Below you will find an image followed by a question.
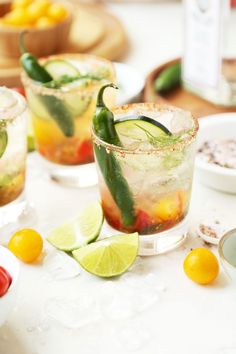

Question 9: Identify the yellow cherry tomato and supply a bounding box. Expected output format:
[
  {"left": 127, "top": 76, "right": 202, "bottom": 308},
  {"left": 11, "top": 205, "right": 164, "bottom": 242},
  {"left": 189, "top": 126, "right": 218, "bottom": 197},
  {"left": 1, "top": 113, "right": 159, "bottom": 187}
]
[
  {"left": 27, "top": 0, "right": 50, "bottom": 22},
  {"left": 36, "top": 16, "right": 55, "bottom": 28},
  {"left": 8, "top": 228, "right": 43, "bottom": 263},
  {"left": 47, "top": 3, "right": 67, "bottom": 22},
  {"left": 153, "top": 192, "right": 182, "bottom": 221},
  {"left": 183, "top": 248, "right": 219, "bottom": 285},
  {"left": 11, "top": 0, "right": 32, "bottom": 10},
  {"left": 3, "top": 8, "right": 27, "bottom": 26}
]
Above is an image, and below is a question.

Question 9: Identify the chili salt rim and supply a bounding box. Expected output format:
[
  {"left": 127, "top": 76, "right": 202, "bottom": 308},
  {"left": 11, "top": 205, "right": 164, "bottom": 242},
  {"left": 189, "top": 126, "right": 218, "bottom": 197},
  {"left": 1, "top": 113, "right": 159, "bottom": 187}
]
[
  {"left": 92, "top": 102, "right": 199, "bottom": 155},
  {"left": 21, "top": 53, "right": 116, "bottom": 98}
]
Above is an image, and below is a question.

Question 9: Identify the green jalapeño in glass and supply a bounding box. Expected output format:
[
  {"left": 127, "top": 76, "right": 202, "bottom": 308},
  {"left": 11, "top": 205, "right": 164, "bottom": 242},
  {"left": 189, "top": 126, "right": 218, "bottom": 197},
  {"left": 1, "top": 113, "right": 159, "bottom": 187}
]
[{"left": 92, "top": 84, "right": 199, "bottom": 255}]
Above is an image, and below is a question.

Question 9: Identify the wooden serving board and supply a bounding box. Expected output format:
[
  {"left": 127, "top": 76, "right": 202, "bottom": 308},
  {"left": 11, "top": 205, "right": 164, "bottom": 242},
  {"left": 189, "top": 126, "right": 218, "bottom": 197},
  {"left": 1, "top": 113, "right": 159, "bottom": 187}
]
[
  {"left": 0, "top": 3, "right": 128, "bottom": 87},
  {"left": 144, "top": 58, "right": 236, "bottom": 118}
]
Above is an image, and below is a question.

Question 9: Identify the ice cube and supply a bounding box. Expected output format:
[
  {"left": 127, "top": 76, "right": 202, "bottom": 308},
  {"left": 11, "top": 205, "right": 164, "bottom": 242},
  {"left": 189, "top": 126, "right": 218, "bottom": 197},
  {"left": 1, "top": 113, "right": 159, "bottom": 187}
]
[
  {"left": 43, "top": 250, "right": 80, "bottom": 281},
  {"left": 44, "top": 296, "right": 100, "bottom": 329}
]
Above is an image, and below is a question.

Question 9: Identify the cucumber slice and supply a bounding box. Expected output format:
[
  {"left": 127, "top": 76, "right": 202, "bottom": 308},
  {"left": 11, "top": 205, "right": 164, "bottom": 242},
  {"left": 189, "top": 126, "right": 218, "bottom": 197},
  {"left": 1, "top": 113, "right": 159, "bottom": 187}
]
[
  {"left": 65, "top": 94, "right": 92, "bottom": 117},
  {"left": 0, "top": 130, "right": 8, "bottom": 159},
  {"left": 115, "top": 115, "right": 171, "bottom": 145},
  {"left": 44, "top": 60, "right": 79, "bottom": 81}
]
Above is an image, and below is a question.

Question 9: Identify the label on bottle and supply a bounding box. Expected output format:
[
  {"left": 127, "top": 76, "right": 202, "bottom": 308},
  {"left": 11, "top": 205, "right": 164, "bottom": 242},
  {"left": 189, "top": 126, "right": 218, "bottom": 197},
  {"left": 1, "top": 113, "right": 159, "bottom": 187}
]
[{"left": 183, "top": 0, "right": 224, "bottom": 89}]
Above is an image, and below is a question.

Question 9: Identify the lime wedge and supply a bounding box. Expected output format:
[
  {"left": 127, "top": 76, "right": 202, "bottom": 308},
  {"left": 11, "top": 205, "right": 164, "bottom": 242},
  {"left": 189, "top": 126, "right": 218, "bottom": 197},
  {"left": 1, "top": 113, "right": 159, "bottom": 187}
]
[
  {"left": 46, "top": 201, "right": 104, "bottom": 251},
  {"left": 72, "top": 233, "right": 139, "bottom": 278}
]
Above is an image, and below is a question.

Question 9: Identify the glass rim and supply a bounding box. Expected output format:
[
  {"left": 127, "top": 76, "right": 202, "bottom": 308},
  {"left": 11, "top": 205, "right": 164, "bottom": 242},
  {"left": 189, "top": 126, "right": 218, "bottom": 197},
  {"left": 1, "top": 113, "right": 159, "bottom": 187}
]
[
  {"left": 21, "top": 53, "right": 116, "bottom": 97},
  {"left": 91, "top": 103, "right": 199, "bottom": 154},
  {"left": 218, "top": 228, "right": 236, "bottom": 269},
  {"left": 0, "top": 88, "right": 27, "bottom": 125}
]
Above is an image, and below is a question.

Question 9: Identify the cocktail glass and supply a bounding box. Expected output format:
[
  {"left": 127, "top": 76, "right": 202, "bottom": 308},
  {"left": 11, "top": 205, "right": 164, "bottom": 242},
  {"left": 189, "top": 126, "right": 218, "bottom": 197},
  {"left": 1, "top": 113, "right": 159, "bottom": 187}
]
[
  {"left": 22, "top": 54, "right": 115, "bottom": 187},
  {"left": 0, "top": 87, "right": 27, "bottom": 228},
  {"left": 92, "top": 103, "right": 199, "bottom": 255}
]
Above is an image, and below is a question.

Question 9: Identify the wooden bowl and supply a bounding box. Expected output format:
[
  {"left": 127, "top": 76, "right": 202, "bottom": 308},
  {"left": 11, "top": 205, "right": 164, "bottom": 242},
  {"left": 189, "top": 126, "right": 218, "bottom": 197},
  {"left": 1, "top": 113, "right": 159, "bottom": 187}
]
[
  {"left": 144, "top": 58, "right": 236, "bottom": 118},
  {"left": 0, "top": 1, "right": 72, "bottom": 58}
]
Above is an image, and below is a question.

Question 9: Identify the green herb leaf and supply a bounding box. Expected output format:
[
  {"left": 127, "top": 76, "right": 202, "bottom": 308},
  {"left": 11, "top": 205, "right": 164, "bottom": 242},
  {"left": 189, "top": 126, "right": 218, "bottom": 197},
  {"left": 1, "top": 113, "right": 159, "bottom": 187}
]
[{"left": 134, "top": 123, "right": 193, "bottom": 148}]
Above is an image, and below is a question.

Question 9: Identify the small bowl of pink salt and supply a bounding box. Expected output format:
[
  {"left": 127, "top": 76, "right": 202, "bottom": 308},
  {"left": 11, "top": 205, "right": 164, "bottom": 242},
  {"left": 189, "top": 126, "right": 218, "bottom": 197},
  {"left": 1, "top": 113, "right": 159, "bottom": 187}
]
[{"left": 195, "top": 113, "right": 236, "bottom": 194}]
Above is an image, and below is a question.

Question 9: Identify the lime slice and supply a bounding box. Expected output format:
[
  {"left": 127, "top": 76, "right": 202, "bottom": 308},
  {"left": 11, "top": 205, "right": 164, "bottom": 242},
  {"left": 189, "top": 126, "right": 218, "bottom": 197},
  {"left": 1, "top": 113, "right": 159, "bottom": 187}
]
[
  {"left": 72, "top": 233, "right": 139, "bottom": 278},
  {"left": 46, "top": 201, "right": 104, "bottom": 251},
  {"left": 0, "top": 130, "right": 8, "bottom": 158}
]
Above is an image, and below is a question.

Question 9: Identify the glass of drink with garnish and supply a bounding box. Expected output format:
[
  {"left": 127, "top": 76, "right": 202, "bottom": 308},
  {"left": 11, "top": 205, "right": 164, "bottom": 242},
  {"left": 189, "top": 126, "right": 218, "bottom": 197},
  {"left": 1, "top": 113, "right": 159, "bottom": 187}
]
[
  {"left": 21, "top": 53, "right": 115, "bottom": 187},
  {"left": 92, "top": 85, "right": 199, "bottom": 255},
  {"left": 0, "top": 87, "right": 27, "bottom": 228}
]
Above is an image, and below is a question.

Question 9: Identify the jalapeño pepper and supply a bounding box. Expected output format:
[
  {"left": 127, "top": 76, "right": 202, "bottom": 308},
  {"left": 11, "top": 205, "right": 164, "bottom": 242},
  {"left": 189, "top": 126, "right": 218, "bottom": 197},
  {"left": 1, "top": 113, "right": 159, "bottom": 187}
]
[
  {"left": 93, "top": 84, "right": 135, "bottom": 227},
  {"left": 19, "top": 32, "right": 74, "bottom": 137}
]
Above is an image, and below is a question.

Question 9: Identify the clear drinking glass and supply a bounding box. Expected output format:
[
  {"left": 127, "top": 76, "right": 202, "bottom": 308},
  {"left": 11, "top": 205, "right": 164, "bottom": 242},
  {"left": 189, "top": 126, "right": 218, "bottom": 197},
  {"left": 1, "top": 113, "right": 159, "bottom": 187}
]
[
  {"left": 0, "top": 87, "right": 27, "bottom": 228},
  {"left": 92, "top": 103, "right": 199, "bottom": 256},
  {"left": 22, "top": 54, "right": 116, "bottom": 187}
]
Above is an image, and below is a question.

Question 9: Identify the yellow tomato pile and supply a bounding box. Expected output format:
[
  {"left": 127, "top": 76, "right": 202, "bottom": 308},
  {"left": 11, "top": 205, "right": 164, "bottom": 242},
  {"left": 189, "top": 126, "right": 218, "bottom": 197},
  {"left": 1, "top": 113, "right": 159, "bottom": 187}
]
[{"left": 0, "top": 0, "right": 68, "bottom": 29}]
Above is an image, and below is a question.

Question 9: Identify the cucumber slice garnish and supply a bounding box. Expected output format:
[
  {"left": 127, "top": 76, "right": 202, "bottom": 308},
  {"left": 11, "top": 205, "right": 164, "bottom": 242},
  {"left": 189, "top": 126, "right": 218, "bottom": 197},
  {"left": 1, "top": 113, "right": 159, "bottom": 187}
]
[
  {"left": 115, "top": 115, "right": 171, "bottom": 146},
  {"left": 44, "top": 60, "right": 79, "bottom": 81},
  {"left": 65, "top": 94, "right": 92, "bottom": 117},
  {"left": 0, "top": 130, "right": 8, "bottom": 159}
]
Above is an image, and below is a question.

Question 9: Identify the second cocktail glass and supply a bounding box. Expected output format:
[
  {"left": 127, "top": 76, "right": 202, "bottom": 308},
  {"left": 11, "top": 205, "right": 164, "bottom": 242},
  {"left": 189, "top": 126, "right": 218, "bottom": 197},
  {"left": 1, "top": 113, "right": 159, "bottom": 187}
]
[
  {"left": 0, "top": 87, "right": 27, "bottom": 228},
  {"left": 22, "top": 54, "right": 115, "bottom": 187},
  {"left": 92, "top": 102, "right": 199, "bottom": 255}
]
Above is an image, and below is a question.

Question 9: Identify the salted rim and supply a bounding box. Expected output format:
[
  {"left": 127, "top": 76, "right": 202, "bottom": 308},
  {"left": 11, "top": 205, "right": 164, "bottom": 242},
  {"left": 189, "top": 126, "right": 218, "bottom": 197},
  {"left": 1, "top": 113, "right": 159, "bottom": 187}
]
[
  {"left": 92, "top": 102, "right": 199, "bottom": 154},
  {"left": 0, "top": 87, "right": 27, "bottom": 126},
  {"left": 21, "top": 53, "right": 116, "bottom": 97}
]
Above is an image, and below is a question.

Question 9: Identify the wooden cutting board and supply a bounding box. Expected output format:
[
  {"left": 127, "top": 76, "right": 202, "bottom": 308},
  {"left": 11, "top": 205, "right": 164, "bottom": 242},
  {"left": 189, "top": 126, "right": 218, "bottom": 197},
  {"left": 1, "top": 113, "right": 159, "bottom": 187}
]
[
  {"left": 144, "top": 58, "right": 236, "bottom": 118},
  {"left": 0, "top": 3, "right": 128, "bottom": 87}
]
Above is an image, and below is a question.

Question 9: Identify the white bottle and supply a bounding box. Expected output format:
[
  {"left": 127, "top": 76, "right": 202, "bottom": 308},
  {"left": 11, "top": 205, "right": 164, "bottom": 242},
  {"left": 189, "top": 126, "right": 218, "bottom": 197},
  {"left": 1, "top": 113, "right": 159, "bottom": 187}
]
[{"left": 182, "top": 0, "right": 236, "bottom": 106}]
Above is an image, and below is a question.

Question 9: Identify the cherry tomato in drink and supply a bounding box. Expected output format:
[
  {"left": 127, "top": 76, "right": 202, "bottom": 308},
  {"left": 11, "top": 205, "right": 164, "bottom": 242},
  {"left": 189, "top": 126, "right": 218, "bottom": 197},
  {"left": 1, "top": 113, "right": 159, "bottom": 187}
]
[
  {"left": 12, "top": 87, "right": 25, "bottom": 97},
  {"left": 8, "top": 228, "right": 43, "bottom": 263},
  {"left": 77, "top": 140, "right": 93, "bottom": 164},
  {"left": 134, "top": 210, "right": 153, "bottom": 233},
  {"left": 0, "top": 266, "right": 12, "bottom": 286},
  {"left": 0, "top": 267, "right": 10, "bottom": 297}
]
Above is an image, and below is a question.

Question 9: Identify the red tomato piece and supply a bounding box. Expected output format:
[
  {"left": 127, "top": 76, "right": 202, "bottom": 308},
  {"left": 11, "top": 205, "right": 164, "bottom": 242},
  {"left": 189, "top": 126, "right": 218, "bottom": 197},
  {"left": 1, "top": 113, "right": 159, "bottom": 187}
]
[
  {"left": 12, "top": 87, "right": 26, "bottom": 97},
  {"left": 0, "top": 267, "right": 10, "bottom": 297},
  {"left": 134, "top": 210, "right": 153, "bottom": 232},
  {"left": 77, "top": 140, "right": 94, "bottom": 164},
  {"left": 0, "top": 266, "right": 12, "bottom": 286}
]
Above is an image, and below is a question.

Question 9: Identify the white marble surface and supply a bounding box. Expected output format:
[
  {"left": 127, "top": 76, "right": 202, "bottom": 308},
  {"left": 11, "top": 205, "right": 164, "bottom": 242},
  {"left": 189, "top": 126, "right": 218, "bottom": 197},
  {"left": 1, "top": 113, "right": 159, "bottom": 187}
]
[{"left": 1, "top": 3, "right": 236, "bottom": 354}]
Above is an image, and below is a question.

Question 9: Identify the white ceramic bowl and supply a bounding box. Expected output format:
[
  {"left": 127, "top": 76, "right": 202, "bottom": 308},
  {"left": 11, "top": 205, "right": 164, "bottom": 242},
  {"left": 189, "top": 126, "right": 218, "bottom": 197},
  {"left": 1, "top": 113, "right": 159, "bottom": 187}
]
[
  {"left": 218, "top": 228, "right": 236, "bottom": 284},
  {"left": 0, "top": 246, "right": 19, "bottom": 327},
  {"left": 114, "top": 62, "right": 145, "bottom": 105},
  {"left": 195, "top": 113, "right": 236, "bottom": 194}
]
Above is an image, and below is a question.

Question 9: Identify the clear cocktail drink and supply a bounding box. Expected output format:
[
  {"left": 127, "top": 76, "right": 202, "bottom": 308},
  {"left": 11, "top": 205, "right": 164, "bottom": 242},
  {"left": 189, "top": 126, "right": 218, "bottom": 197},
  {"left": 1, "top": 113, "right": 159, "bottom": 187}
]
[
  {"left": 92, "top": 102, "right": 199, "bottom": 255},
  {"left": 0, "top": 87, "right": 27, "bottom": 226},
  {"left": 22, "top": 54, "right": 115, "bottom": 186}
]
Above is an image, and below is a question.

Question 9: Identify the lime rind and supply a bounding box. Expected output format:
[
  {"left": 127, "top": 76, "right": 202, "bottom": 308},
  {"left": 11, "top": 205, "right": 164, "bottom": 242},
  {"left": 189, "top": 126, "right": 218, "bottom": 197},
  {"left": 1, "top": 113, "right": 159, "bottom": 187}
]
[
  {"left": 72, "top": 233, "right": 139, "bottom": 278},
  {"left": 46, "top": 201, "right": 104, "bottom": 251}
]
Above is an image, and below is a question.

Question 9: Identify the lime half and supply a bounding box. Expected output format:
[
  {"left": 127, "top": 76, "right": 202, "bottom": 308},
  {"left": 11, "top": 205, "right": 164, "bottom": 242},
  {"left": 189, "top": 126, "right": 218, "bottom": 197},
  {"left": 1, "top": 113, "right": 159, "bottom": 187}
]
[
  {"left": 46, "top": 201, "right": 104, "bottom": 251},
  {"left": 72, "top": 233, "right": 139, "bottom": 278}
]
